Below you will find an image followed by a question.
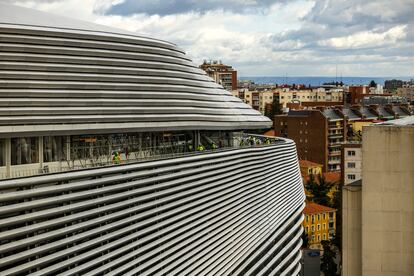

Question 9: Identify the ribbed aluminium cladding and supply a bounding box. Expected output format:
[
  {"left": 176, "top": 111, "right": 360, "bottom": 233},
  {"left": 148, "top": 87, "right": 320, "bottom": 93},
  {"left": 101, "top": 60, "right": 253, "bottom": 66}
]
[
  {"left": 0, "top": 4, "right": 305, "bottom": 275},
  {"left": 0, "top": 3, "right": 271, "bottom": 137},
  {"left": 0, "top": 141, "right": 305, "bottom": 275}
]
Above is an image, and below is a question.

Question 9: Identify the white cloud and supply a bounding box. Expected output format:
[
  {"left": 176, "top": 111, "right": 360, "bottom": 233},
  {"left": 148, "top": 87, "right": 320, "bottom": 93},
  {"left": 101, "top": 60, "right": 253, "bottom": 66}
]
[
  {"left": 319, "top": 25, "right": 407, "bottom": 49},
  {"left": 1, "top": 0, "right": 414, "bottom": 77}
]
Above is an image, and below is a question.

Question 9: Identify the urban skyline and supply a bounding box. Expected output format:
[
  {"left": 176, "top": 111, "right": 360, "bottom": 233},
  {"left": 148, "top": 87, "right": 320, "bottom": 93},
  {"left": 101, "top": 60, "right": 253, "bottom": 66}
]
[
  {"left": 2, "top": 0, "right": 414, "bottom": 77},
  {"left": 1, "top": 1, "right": 414, "bottom": 275}
]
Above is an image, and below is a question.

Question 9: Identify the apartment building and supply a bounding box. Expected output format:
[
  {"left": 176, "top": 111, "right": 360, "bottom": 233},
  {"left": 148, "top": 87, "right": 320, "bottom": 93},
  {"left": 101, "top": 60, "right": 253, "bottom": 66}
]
[
  {"left": 275, "top": 109, "right": 345, "bottom": 172},
  {"left": 299, "top": 160, "right": 323, "bottom": 176},
  {"left": 199, "top": 60, "right": 237, "bottom": 91},
  {"left": 397, "top": 86, "right": 414, "bottom": 103},
  {"left": 303, "top": 202, "right": 337, "bottom": 250},
  {"left": 232, "top": 86, "right": 344, "bottom": 115},
  {"left": 244, "top": 90, "right": 260, "bottom": 110},
  {"left": 341, "top": 143, "right": 362, "bottom": 185},
  {"left": 275, "top": 106, "right": 412, "bottom": 172}
]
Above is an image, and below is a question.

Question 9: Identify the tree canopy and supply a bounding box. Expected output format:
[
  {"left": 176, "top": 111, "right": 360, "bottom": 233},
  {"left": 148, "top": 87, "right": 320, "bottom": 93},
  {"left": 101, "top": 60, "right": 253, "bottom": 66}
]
[{"left": 305, "top": 174, "right": 337, "bottom": 207}]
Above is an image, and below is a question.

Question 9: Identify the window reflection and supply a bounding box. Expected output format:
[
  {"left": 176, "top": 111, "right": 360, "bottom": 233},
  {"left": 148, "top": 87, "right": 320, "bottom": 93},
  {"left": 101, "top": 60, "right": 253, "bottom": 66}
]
[
  {"left": 43, "top": 136, "right": 67, "bottom": 162},
  {"left": 11, "top": 137, "right": 39, "bottom": 165}
]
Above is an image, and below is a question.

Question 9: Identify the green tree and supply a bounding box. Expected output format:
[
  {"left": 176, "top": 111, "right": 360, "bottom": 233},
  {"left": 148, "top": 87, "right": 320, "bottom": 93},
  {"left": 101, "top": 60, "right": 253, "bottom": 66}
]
[
  {"left": 305, "top": 174, "right": 336, "bottom": 206},
  {"left": 369, "top": 80, "right": 377, "bottom": 88},
  {"left": 320, "top": 240, "right": 339, "bottom": 275}
]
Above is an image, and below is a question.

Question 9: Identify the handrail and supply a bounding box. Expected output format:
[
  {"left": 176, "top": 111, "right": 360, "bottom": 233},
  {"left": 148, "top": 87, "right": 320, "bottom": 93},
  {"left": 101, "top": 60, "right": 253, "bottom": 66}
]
[{"left": 1, "top": 134, "right": 286, "bottom": 181}]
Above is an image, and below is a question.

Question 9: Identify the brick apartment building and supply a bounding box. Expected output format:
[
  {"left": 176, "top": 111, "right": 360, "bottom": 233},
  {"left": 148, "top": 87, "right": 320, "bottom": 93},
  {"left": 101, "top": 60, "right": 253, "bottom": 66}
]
[
  {"left": 275, "top": 109, "right": 345, "bottom": 172},
  {"left": 274, "top": 105, "right": 413, "bottom": 172}
]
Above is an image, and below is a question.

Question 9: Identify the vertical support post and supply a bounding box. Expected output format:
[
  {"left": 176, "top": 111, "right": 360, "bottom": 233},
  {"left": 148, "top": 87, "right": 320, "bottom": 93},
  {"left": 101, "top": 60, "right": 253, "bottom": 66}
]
[
  {"left": 66, "top": 136, "right": 71, "bottom": 169},
  {"left": 5, "top": 138, "right": 11, "bottom": 178},
  {"left": 139, "top": 133, "right": 142, "bottom": 158},
  {"left": 194, "top": 131, "right": 200, "bottom": 149},
  {"left": 39, "top": 136, "right": 43, "bottom": 170}
]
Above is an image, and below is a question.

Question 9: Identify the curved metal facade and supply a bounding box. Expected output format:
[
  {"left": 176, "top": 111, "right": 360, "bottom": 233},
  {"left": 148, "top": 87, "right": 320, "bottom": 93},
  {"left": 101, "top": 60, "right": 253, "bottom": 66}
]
[
  {"left": 0, "top": 4, "right": 305, "bottom": 275},
  {"left": 0, "top": 141, "right": 305, "bottom": 275},
  {"left": 0, "top": 3, "right": 271, "bottom": 137}
]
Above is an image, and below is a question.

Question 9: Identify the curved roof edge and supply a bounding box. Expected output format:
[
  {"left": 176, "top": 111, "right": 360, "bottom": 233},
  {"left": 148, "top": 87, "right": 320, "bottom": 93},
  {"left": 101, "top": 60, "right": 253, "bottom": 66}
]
[
  {"left": 0, "top": 3, "right": 272, "bottom": 133},
  {"left": 0, "top": 2, "right": 177, "bottom": 48}
]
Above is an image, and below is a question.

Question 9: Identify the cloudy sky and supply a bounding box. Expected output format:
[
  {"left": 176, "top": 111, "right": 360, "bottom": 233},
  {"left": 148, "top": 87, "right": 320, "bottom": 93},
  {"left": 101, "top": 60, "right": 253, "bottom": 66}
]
[{"left": 3, "top": 0, "right": 414, "bottom": 77}]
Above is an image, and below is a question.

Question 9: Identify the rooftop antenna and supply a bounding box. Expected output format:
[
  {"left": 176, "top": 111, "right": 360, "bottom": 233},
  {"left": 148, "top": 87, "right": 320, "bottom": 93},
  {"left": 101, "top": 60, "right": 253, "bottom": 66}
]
[{"left": 335, "top": 63, "right": 338, "bottom": 83}]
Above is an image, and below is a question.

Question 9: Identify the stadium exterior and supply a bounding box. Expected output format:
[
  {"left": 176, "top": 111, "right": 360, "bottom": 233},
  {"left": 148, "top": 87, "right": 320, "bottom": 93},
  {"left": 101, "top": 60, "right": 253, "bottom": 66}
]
[{"left": 0, "top": 4, "right": 306, "bottom": 275}]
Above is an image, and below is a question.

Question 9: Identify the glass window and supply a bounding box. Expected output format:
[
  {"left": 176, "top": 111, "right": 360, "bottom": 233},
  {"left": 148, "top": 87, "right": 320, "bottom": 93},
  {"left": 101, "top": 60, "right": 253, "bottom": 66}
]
[
  {"left": 323, "top": 223, "right": 326, "bottom": 230},
  {"left": 0, "top": 139, "right": 5, "bottom": 166},
  {"left": 11, "top": 137, "right": 39, "bottom": 165},
  {"left": 317, "top": 234, "right": 320, "bottom": 241},
  {"left": 348, "top": 150, "right": 356, "bottom": 156},
  {"left": 44, "top": 136, "right": 67, "bottom": 162},
  {"left": 347, "top": 162, "right": 356, "bottom": 168},
  {"left": 323, "top": 234, "right": 326, "bottom": 240},
  {"left": 317, "top": 224, "right": 321, "bottom": 231},
  {"left": 347, "top": 174, "right": 356, "bottom": 180}
]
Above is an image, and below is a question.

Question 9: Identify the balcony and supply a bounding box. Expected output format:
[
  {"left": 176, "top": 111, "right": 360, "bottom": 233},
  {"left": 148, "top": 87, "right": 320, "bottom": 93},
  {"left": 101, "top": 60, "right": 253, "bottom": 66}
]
[
  {"left": 328, "top": 159, "right": 341, "bottom": 165},
  {"left": 0, "top": 133, "right": 305, "bottom": 275},
  {"left": 329, "top": 151, "right": 341, "bottom": 156},
  {"left": 328, "top": 134, "right": 343, "bottom": 140},
  {"left": 1, "top": 133, "right": 285, "bottom": 180}
]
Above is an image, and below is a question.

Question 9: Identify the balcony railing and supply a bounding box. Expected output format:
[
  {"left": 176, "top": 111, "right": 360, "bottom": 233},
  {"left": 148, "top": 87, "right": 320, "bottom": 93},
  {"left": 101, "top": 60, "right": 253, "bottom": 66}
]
[
  {"left": 328, "top": 159, "right": 341, "bottom": 165},
  {"left": 1, "top": 133, "right": 285, "bottom": 180}
]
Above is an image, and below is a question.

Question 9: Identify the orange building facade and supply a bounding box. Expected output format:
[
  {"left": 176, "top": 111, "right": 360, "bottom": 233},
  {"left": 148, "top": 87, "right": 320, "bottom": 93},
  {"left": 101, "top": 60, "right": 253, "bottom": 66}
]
[{"left": 302, "top": 202, "right": 336, "bottom": 250}]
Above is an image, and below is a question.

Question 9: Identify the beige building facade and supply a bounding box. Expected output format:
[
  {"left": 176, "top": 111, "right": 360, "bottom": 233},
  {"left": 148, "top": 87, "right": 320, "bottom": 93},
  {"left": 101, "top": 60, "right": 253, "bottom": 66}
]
[
  {"left": 362, "top": 120, "right": 414, "bottom": 276},
  {"left": 341, "top": 143, "right": 362, "bottom": 185},
  {"left": 233, "top": 87, "right": 344, "bottom": 115},
  {"left": 342, "top": 116, "right": 414, "bottom": 276},
  {"left": 342, "top": 180, "right": 362, "bottom": 276},
  {"left": 397, "top": 87, "right": 414, "bottom": 102}
]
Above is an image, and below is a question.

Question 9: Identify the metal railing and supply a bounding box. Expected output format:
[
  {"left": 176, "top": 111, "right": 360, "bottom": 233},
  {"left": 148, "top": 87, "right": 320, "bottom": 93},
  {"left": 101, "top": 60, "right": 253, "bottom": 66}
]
[{"left": 3, "top": 134, "right": 284, "bottom": 180}]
